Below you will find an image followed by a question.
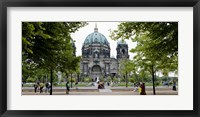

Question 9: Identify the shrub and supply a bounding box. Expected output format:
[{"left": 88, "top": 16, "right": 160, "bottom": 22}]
[
  {"left": 83, "top": 77, "right": 92, "bottom": 83},
  {"left": 106, "top": 76, "right": 112, "bottom": 82},
  {"left": 53, "top": 82, "right": 58, "bottom": 86},
  {"left": 155, "top": 81, "right": 160, "bottom": 87},
  {"left": 112, "top": 77, "right": 119, "bottom": 83},
  {"left": 169, "top": 81, "right": 173, "bottom": 86}
]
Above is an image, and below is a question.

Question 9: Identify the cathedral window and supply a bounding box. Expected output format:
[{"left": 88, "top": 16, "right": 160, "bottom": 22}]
[
  {"left": 122, "top": 49, "right": 125, "bottom": 54},
  {"left": 95, "top": 38, "right": 98, "bottom": 42}
]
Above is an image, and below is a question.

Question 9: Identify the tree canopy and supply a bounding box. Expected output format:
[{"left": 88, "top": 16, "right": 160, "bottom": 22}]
[
  {"left": 110, "top": 22, "right": 178, "bottom": 94},
  {"left": 22, "top": 22, "right": 87, "bottom": 82},
  {"left": 111, "top": 22, "right": 178, "bottom": 75}
]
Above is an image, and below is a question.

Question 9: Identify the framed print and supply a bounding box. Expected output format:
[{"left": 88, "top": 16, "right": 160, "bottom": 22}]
[{"left": 0, "top": 0, "right": 199, "bottom": 117}]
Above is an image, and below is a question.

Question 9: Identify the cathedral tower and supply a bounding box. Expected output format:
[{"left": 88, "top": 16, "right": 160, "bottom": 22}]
[{"left": 116, "top": 39, "right": 129, "bottom": 59}]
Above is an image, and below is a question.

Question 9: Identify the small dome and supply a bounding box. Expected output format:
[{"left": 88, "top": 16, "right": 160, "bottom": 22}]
[
  {"left": 83, "top": 24, "right": 109, "bottom": 46},
  {"left": 117, "top": 39, "right": 127, "bottom": 45}
]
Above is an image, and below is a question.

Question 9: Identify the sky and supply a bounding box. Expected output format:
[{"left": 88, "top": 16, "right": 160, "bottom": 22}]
[{"left": 70, "top": 22, "right": 137, "bottom": 60}]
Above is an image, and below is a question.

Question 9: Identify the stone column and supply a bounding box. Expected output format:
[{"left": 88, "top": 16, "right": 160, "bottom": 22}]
[
  {"left": 83, "top": 63, "right": 85, "bottom": 73},
  {"left": 108, "top": 63, "right": 110, "bottom": 74}
]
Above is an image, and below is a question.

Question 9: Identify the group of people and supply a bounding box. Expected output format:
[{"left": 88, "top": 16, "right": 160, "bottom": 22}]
[
  {"left": 34, "top": 81, "right": 71, "bottom": 94},
  {"left": 134, "top": 82, "right": 146, "bottom": 95},
  {"left": 34, "top": 81, "right": 51, "bottom": 93}
]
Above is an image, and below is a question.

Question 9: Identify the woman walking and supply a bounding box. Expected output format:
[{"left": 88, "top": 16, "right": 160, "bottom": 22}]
[{"left": 140, "top": 83, "right": 146, "bottom": 95}]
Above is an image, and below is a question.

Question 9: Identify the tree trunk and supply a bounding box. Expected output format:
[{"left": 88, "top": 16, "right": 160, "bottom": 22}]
[
  {"left": 71, "top": 73, "right": 72, "bottom": 88},
  {"left": 152, "top": 65, "right": 156, "bottom": 95},
  {"left": 77, "top": 73, "right": 80, "bottom": 82},
  {"left": 50, "top": 68, "right": 53, "bottom": 95},
  {"left": 126, "top": 71, "right": 128, "bottom": 88}
]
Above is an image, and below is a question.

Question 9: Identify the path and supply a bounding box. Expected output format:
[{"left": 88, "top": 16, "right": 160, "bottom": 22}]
[{"left": 99, "top": 86, "right": 112, "bottom": 93}]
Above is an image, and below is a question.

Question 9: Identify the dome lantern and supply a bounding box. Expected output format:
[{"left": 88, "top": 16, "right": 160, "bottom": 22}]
[{"left": 94, "top": 23, "right": 98, "bottom": 32}]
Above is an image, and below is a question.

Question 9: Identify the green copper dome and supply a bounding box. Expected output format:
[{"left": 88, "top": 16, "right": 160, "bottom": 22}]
[{"left": 83, "top": 25, "right": 109, "bottom": 46}]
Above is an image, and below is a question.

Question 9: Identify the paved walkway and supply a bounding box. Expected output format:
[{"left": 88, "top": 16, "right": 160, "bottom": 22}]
[
  {"left": 22, "top": 91, "right": 178, "bottom": 95},
  {"left": 99, "top": 86, "right": 112, "bottom": 93},
  {"left": 22, "top": 86, "right": 178, "bottom": 95}
]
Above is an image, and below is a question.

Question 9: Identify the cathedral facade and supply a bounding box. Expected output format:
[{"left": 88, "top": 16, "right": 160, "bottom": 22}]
[{"left": 80, "top": 25, "right": 129, "bottom": 80}]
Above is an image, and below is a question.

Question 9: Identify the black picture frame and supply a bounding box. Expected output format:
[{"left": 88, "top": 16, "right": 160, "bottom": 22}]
[{"left": 0, "top": 0, "right": 199, "bottom": 117}]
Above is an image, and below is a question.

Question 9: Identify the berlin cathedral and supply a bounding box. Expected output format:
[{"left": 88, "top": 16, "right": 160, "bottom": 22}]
[{"left": 78, "top": 25, "right": 129, "bottom": 80}]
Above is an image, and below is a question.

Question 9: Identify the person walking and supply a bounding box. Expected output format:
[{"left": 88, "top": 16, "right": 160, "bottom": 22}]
[
  {"left": 172, "top": 80, "right": 177, "bottom": 91},
  {"left": 45, "top": 82, "right": 49, "bottom": 93},
  {"left": 48, "top": 82, "right": 51, "bottom": 92},
  {"left": 34, "top": 83, "right": 38, "bottom": 93},
  {"left": 75, "top": 82, "right": 78, "bottom": 90},
  {"left": 140, "top": 83, "right": 146, "bottom": 95},
  {"left": 66, "top": 82, "right": 70, "bottom": 94},
  {"left": 134, "top": 83, "right": 139, "bottom": 92},
  {"left": 39, "top": 82, "right": 44, "bottom": 93}
]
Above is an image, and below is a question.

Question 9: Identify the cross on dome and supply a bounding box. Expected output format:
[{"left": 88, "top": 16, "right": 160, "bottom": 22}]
[{"left": 94, "top": 23, "right": 98, "bottom": 32}]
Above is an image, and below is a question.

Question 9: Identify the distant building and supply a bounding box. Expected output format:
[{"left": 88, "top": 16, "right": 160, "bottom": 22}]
[{"left": 79, "top": 24, "right": 129, "bottom": 80}]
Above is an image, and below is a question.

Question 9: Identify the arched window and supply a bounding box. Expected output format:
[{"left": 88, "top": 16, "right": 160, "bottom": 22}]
[
  {"left": 92, "top": 65, "right": 101, "bottom": 72},
  {"left": 122, "top": 49, "right": 125, "bottom": 54}
]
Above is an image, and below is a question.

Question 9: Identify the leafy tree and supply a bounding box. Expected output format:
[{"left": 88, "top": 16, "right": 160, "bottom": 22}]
[
  {"left": 110, "top": 22, "right": 178, "bottom": 58},
  {"left": 111, "top": 22, "right": 178, "bottom": 95},
  {"left": 64, "top": 56, "right": 81, "bottom": 88},
  {"left": 22, "top": 22, "right": 87, "bottom": 95},
  {"left": 112, "top": 76, "right": 118, "bottom": 83},
  {"left": 119, "top": 59, "right": 136, "bottom": 87}
]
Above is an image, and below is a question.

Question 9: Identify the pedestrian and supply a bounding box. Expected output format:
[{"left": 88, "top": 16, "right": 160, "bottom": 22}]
[
  {"left": 45, "top": 82, "right": 49, "bottom": 93},
  {"left": 107, "top": 82, "right": 110, "bottom": 86},
  {"left": 75, "top": 82, "right": 78, "bottom": 90},
  {"left": 48, "top": 82, "right": 51, "bottom": 92},
  {"left": 34, "top": 83, "right": 38, "bottom": 93},
  {"left": 66, "top": 82, "right": 70, "bottom": 94},
  {"left": 39, "top": 82, "right": 44, "bottom": 93},
  {"left": 140, "top": 83, "right": 146, "bottom": 95},
  {"left": 134, "top": 83, "right": 139, "bottom": 92},
  {"left": 172, "top": 80, "right": 177, "bottom": 91}
]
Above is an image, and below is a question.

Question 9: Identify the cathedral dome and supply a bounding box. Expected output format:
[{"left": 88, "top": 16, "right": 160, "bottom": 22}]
[{"left": 83, "top": 24, "right": 109, "bottom": 46}]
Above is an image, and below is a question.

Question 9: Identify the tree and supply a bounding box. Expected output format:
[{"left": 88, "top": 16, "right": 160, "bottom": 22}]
[
  {"left": 111, "top": 22, "right": 178, "bottom": 94},
  {"left": 119, "top": 59, "right": 136, "bottom": 87},
  {"left": 110, "top": 22, "right": 178, "bottom": 58},
  {"left": 22, "top": 22, "right": 87, "bottom": 95},
  {"left": 63, "top": 56, "right": 81, "bottom": 88}
]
